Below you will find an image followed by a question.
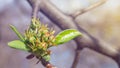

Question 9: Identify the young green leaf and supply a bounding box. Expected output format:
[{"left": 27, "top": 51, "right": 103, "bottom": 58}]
[
  {"left": 55, "top": 29, "right": 82, "bottom": 45},
  {"left": 9, "top": 25, "right": 25, "bottom": 41},
  {"left": 8, "top": 40, "right": 30, "bottom": 51}
]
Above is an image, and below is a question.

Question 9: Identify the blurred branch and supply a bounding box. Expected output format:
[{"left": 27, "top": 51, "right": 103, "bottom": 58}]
[
  {"left": 27, "top": 0, "right": 41, "bottom": 18},
  {"left": 71, "top": 0, "right": 107, "bottom": 19},
  {"left": 27, "top": 0, "right": 120, "bottom": 68},
  {"left": 71, "top": 50, "right": 81, "bottom": 68}
]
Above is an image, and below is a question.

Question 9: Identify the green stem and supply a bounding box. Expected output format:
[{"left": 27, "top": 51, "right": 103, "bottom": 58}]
[{"left": 9, "top": 25, "right": 25, "bottom": 41}]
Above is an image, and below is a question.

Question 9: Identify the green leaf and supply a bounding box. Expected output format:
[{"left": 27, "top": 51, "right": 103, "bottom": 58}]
[
  {"left": 55, "top": 29, "right": 82, "bottom": 45},
  {"left": 43, "top": 55, "right": 50, "bottom": 61},
  {"left": 9, "top": 25, "right": 25, "bottom": 41},
  {"left": 8, "top": 40, "right": 30, "bottom": 51}
]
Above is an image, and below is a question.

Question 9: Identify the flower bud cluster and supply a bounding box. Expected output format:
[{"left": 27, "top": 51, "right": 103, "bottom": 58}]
[{"left": 24, "top": 18, "right": 55, "bottom": 61}]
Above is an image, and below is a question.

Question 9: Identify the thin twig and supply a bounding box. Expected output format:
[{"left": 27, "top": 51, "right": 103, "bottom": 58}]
[
  {"left": 71, "top": 0, "right": 107, "bottom": 19},
  {"left": 71, "top": 50, "right": 81, "bottom": 68},
  {"left": 27, "top": 0, "right": 41, "bottom": 18}
]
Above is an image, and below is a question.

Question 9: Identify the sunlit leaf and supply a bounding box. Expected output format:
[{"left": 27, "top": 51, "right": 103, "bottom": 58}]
[
  {"left": 55, "top": 29, "right": 82, "bottom": 45},
  {"left": 8, "top": 40, "right": 30, "bottom": 51}
]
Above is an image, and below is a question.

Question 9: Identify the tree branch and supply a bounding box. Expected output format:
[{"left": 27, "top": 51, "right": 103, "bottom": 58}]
[
  {"left": 71, "top": 50, "right": 81, "bottom": 68},
  {"left": 27, "top": 0, "right": 41, "bottom": 18},
  {"left": 27, "top": 0, "right": 120, "bottom": 67},
  {"left": 71, "top": 0, "right": 107, "bottom": 19}
]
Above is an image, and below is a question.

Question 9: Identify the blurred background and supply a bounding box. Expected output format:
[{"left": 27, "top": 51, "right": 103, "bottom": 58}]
[{"left": 0, "top": 0, "right": 120, "bottom": 68}]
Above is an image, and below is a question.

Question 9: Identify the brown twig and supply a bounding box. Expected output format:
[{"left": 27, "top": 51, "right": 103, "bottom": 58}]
[
  {"left": 71, "top": 49, "right": 81, "bottom": 68},
  {"left": 27, "top": 0, "right": 120, "bottom": 68},
  {"left": 41, "top": 58, "right": 56, "bottom": 68},
  {"left": 71, "top": 0, "right": 107, "bottom": 19},
  {"left": 27, "top": 0, "right": 41, "bottom": 18}
]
